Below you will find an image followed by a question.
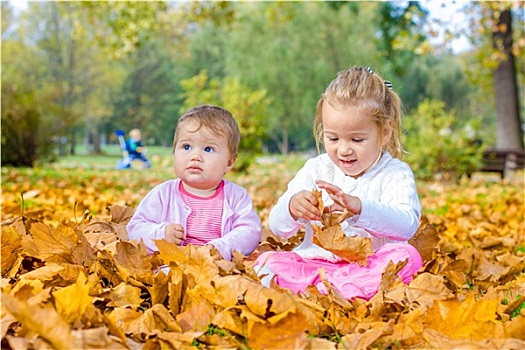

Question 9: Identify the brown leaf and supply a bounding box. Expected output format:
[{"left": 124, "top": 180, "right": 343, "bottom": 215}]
[
  {"left": 2, "top": 293, "right": 76, "bottom": 349},
  {"left": 22, "top": 222, "right": 77, "bottom": 264},
  {"left": 141, "top": 304, "right": 183, "bottom": 334},
  {"left": 107, "top": 282, "right": 143, "bottom": 307},
  {"left": 1, "top": 226, "right": 22, "bottom": 275},
  {"left": 108, "top": 205, "right": 135, "bottom": 224},
  {"left": 423, "top": 293, "right": 501, "bottom": 340},
  {"left": 386, "top": 273, "right": 453, "bottom": 309},
  {"left": 340, "top": 320, "right": 394, "bottom": 350},
  {"left": 52, "top": 271, "right": 93, "bottom": 324},
  {"left": 408, "top": 219, "right": 440, "bottom": 262},
  {"left": 247, "top": 310, "right": 309, "bottom": 349},
  {"left": 176, "top": 300, "right": 216, "bottom": 332},
  {"left": 312, "top": 189, "right": 324, "bottom": 216},
  {"left": 154, "top": 239, "right": 187, "bottom": 267},
  {"left": 150, "top": 331, "right": 203, "bottom": 349},
  {"left": 313, "top": 224, "right": 373, "bottom": 265}
]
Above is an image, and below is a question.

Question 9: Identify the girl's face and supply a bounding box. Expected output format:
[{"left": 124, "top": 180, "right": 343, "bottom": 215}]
[
  {"left": 173, "top": 120, "right": 234, "bottom": 196},
  {"left": 322, "top": 102, "right": 391, "bottom": 178}
]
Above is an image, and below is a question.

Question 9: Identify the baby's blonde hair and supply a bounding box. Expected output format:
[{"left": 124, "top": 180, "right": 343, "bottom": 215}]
[
  {"left": 313, "top": 66, "right": 404, "bottom": 159},
  {"left": 129, "top": 128, "right": 141, "bottom": 140},
  {"left": 172, "top": 105, "right": 240, "bottom": 161}
]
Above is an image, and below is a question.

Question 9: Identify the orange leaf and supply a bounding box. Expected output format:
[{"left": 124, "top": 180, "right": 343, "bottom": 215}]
[
  {"left": 423, "top": 293, "right": 501, "bottom": 340},
  {"left": 248, "top": 310, "right": 309, "bottom": 349},
  {"left": 313, "top": 224, "right": 373, "bottom": 266},
  {"left": 52, "top": 271, "right": 93, "bottom": 324},
  {"left": 1, "top": 226, "right": 21, "bottom": 275},
  {"left": 1, "top": 293, "right": 76, "bottom": 349},
  {"left": 408, "top": 220, "right": 440, "bottom": 262},
  {"left": 107, "top": 282, "right": 143, "bottom": 307}
]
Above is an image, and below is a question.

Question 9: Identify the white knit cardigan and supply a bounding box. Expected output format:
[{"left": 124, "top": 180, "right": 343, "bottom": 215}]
[{"left": 268, "top": 151, "right": 421, "bottom": 262}]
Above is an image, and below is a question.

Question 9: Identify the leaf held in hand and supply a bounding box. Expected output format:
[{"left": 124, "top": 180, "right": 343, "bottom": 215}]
[{"left": 311, "top": 190, "right": 372, "bottom": 266}]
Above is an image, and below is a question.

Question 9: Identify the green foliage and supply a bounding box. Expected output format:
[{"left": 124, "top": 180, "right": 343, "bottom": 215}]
[
  {"left": 1, "top": 83, "right": 56, "bottom": 167},
  {"left": 109, "top": 38, "right": 182, "bottom": 146},
  {"left": 403, "top": 99, "right": 484, "bottom": 181}
]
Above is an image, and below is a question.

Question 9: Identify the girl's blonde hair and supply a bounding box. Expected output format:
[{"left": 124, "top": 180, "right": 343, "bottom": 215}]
[
  {"left": 172, "top": 105, "right": 240, "bottom": 160},
  {"left": 313, "top": 66, "right": 404, "bottom": 159}
]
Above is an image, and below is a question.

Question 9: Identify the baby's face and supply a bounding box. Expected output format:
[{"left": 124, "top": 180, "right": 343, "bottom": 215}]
[{"left": 173, "top": 120, "right": 234, "bottom": 196}]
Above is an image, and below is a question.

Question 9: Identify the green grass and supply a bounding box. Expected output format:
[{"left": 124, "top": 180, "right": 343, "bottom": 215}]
[{"left": 50, "top": 145, "right": 174, "bottom": 170}]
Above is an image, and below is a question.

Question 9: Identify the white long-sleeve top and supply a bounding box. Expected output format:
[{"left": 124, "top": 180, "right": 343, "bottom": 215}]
[{"left": 268, "top": 152, "right": 421, "bottom": 261}]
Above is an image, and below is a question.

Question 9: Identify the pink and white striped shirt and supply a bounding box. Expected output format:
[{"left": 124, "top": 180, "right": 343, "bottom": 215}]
[
  {"left": 179, "top": 180, "right": 223, "bottom": 245},
  {"left": 126, "top": 178, "right": 261, "bottom": 261}
]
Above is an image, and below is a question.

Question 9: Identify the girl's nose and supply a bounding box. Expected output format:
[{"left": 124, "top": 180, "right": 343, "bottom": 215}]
[
  {"left": 339, "top": 141, "right": 353, "bottom": 155},
  {"left": 190, "top": 152, "right": 202, "bottom": 161}
]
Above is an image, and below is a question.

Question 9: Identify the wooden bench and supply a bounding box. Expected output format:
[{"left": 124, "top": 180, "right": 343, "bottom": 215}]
[{"left": 477, "top": 148, "right": 525, "bottom": 179}]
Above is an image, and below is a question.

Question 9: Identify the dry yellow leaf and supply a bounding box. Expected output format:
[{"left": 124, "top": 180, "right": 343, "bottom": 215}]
[{"left": 52, "top": 271, "right": 93, "bottom": 324}]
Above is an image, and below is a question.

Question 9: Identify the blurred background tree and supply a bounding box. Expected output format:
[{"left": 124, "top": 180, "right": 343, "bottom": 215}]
[{"left": 1, "top": 1, "right": 523, "bottom": 179}]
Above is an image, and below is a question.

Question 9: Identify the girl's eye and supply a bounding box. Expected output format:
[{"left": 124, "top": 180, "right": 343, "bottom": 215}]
[
  {"left": 353, "top": 139, "right": 364, "bottom": 143},
  {"left": 204, "top": 146, "right": 214, "bottom": 153},
  {"left": 183, "top": 144, "right": 191, "bottom": 150},
  {"left": 326, "top": 136, "right": 338, "bottom": 142}
]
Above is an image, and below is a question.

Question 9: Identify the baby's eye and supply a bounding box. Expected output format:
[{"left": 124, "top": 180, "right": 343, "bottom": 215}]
[
  {"left": 183, "top": 144, "right": 191, "bottom": 151},
  {"left": 204, "top": 146, "right": 214, "bottom": 153},
  {"left": 352, "top": 138, "right": 364, "bottom": 143},
  {"left": 326, "top": 136, "right": 338, "bottom": 142}
]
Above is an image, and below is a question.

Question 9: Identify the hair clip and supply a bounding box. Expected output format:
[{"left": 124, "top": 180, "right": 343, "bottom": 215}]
[{"left": 366, "top": 66, "right": 393, "bottom": 90}]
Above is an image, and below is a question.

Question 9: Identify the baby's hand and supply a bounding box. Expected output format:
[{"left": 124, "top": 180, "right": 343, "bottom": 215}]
[
  {"left": 315, "top": 180, "right": 362, "bottom": 215},
  {"left": 289, "top": 190, "right": 322, "bottom": 221},
  {"left": 165, "top": 224, "right": 185, "bottom": 246}
]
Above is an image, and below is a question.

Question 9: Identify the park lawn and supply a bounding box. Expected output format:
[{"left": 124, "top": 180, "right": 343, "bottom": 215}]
[{"left": 1, "top": 152, "right": 524, "bottom": 349}]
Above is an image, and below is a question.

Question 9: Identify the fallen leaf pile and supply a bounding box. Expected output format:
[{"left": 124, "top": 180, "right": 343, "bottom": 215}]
[{"left": 1, "top": 165, "right": 524, "bottom": 349}]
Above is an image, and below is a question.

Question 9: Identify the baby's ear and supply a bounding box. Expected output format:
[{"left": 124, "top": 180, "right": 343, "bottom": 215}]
[{"left": 226, "top": 155, "right": 237, "bottom": 171}]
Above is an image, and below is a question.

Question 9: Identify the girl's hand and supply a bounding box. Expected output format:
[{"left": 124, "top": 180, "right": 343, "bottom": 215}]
[
  {"left": 289, "top": 190, "right": 322, "bottom": 221},
  {"left": 165, "top": 223, "right": 185, "bottom": 246},
  {"left": 315, "top": 180, "right": 362, "bottom": 215}
]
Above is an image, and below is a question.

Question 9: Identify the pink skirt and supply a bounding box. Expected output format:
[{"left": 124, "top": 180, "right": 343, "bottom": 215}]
[{"left": 256, "top": 243, "right": 422, "bottom": 300}]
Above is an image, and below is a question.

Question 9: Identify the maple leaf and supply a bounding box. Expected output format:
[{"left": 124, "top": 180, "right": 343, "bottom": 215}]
[
  {"left": 2, "top": 293, "right": 76, "bottom": 349},
  {"left": 423, "top": 293, "right": 502, "bottom": 340},
  {"left": 21, "top": 222, "right": 77, "bottom": 264},
  {"left": 340, "top": 320, "right": 394, "bottom": 350},
  {"left": 52, "top": 271, "right": 93, "bottom": 324},
  {"left": 1, "top": 226, "right": 22, "bottom": 275},
  {"left": 408, "top": 218, "right": 440, "bottom": 262},
  {"left": 313, "top": 224, "right": 373, "bottom": 266},
  {"left": 247, "top": 310, "right": 309, "bottom": 349},
  {"left": 141, "top": 304, "right": 183, "bottom": 334},
  {"left": 310, "top": 190, "right": 372, "bottom": 266},
  {"left": 106, "top": 282, "right": 143, "bottom": 307},
  {"left": 176, "top": 299, "right": 216, "bottom": 332},
  {"left": 112, "top": 240, "right": 159, "bottom": 287},
  {"left": 148, "top": 330, "right": 204, "bottom": 349},
  {"left": 107, "top": 204, "right": 135, "bottom": 224}
]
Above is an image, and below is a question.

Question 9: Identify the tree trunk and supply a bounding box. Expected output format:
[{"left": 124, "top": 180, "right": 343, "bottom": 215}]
[
  {"left": 92, "top": 128, "right": 102, "bottom": 154},
  {"left": 492, "top": 8, "right": 523, "bottom": 150}
]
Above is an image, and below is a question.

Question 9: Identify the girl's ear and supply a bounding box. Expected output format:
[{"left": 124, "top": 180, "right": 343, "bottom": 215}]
[
  {"left": 225, "top": 156, "right": 236, "bottom": 172},
  {"left": 382, "top": 119, "right": 393, "bottom": 147}
]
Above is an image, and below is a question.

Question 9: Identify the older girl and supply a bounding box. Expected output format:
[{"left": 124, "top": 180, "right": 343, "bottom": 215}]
[{"left": 256, "top": 67, "right": 422, "bottom": 300}]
